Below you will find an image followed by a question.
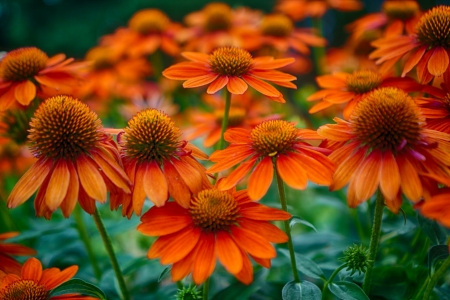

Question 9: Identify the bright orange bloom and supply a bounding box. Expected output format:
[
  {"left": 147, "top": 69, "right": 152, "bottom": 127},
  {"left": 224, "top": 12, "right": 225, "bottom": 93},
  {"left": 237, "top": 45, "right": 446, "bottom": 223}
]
[
  {"left": 7, "top": 95, "right": 131, "bottom": 219},
  {"left": 318, "top": 87, "right": 450, "bottom": 212},
  {"left": 207, "top": 120, "right": 335, "bottom": 200},
  {"left": 118, "top": 109, "right": 210, "bottom": 217},
  {"left": 416, "top": 82, "right": 450, "bottom": 134},
  {"left": 0, "top": 47, "right": 87, "bottom": 111},
  {"left": 419, "top": 188, "right": 450, "bottom": 228},
  {"left": 307, "top": 69, "right": 422, "bottom": 118},
  {"left": 276, "top": 0, "right": 363, "bottom": 21},
  {"left": 0, "top": 232, "right": 36, "bottom": 276},
  {"left": 138, "top": 187, "right": 290, "bottom": 285},
  {"left": 370, "top": 6, "right": 450, "bottom": 82},
  {"left": 163, "top": 47, "right": 297, "bottom": 102}
]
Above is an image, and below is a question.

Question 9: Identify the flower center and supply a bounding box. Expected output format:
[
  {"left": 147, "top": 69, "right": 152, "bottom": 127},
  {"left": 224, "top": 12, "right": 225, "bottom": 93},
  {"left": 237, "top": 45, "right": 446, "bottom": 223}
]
[
  {"left": 189, "top": 189, "right": 239, "bottom": 233},
  {"left": 203, "top": 3, "right": 232, "bottom": 32},
  {"left": 128, "top": 9, "right": 169, "bottom": 35},
  {"left": 122, "top": 109, "right": 183, "bottom": 163},
  {"left": 0, "top": 47, "right": 48, "bottom": 81},
  {"left": 85, "top": 47, "right": 117, "bottom": 70},
  {"left": 251, "top": 120, "right": 299, "bottom": 157},
  {"left": 209, "top": 47, "right": 253, "bottom": 77},
  {"left": 0, "top": 279, "right": 48, "bottom": 300},
  {"left": 351, "top": 87, "right": 422, "bottom": 153},
  {"left": 346, "top": 70, "right": 383, "bottom": 94},
  {"left": 214, "top": 107, "right": 246, "bottom": 127},
  {"left": 382, "top": 0, "right": 420, "bottom": 21},
  {"left": 28, "top": 95, "right": 102, "bottom": 160},
  {"left": 260, "top": 14, "right": 294, "bottom": 37},
  {"left": 416, "top": 6, "right": 450, "bottom": 48}
]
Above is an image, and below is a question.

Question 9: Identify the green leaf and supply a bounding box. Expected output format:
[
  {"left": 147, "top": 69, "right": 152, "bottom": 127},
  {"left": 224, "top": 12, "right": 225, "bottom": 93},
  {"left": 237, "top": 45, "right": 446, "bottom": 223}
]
[
  {"left": 280, "top": 249, "right": 325, "bottom": 280},
  {"left": 371, "top": 266, "right": 408, "bottom": 299},
  {"left": 428, "top": 245, "right": 449, "bottom": 276},
  {"left": 158, "top": 266, "right": 171, "bottom": 282},
  {"left": 212, "top": 268, "right": 268, "bottom": 300},
  {"left": 290, "top": 216, "right": 318, "bottom": 233},
  {"left": 299, "top": 281, "right": 322, "bottom": 300},
  {"left": 282, "top": 281, "right": 301, "bottom": 300},
  {"left": 328, "top": 281, "right": 369, "bottom": 300},
  {"left": 282, "top": 281, "right": 322, "bottom": 300},
  {"left": 418, "top": 214, "right": 447, "bottom": 245},
  {"left": 49, "top": 278, "right": 106, "bottom": 299}
]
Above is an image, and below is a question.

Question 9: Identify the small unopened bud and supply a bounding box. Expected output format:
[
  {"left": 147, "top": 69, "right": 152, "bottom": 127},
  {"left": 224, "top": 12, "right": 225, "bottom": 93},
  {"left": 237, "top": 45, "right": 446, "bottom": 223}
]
[
  {"left": 175, "top": 284, "right": 202, "bottom": 300},
  {"left": 339, "top": 244, "right": 372, "bottom": 276}
]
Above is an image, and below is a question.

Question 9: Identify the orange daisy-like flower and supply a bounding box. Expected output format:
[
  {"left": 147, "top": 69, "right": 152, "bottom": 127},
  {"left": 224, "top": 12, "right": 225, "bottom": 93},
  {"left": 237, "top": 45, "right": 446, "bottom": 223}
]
[
  {"left": 162, "top": 47, "right": 297, "bottom": 103},
  {"left": 7, "top": 95, "right": 131, "bottom": 219},
  {"left": 370, "top": 5, "right": 450, "bottom": 83},
  {"left": 0, "top": 232, "right": 36, "bottom": 276},
  {"left": 0, "top": 47, "right": 87, "bottom": 111},
  {"left": 418, "top": 188, "right": 450, "bottom": 228},
  {"left": 207, "top": 119, "right": 335, "bottom": 200},
  {"left": 137, "top": 187, "right": 290, "bottom": 285},
  {"left": 276, "top": 0, "right": 363, "bottom": 21},
  {"left": 118, "top": 109, "right": 210, "bottom": 218},
  {"left": 318, "top": 87, "right": 450, "bottom": 212},
  {"left": 416, "top": 82, "right": 450, "bottom": 134},
  {"left": 307, "top": 69, "right": 422, "bottom": 118}
]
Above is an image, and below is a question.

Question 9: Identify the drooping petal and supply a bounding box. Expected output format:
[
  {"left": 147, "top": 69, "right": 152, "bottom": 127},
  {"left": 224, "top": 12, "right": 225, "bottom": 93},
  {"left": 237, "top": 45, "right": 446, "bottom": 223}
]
[
  {"left": 217, "top": 157, "right": 257, "bottom": 191},
  {"left": 427, "top": 47, "right": 449, "bottom": 76},
  {"left": 331, "top": 147, "right": 365, "bottom": 191},
  {"left": 248, "top": 156, "right": 273, "bottom": 200},
  {"left": 40, "top": 265, "right": 78, "bottom": 290},
  {"left": 397, "top": 155, "right": 422, "bottom": 201},
  {"left": 242, "top": 75, "right": 280, "bottom": 97},
  {"left": 239, "top": 202, "right": 291, "bottom": 221},
  {"left": 172, "top": 157, "right": 202, "bottom": 194},
  {"left": 227, "top": 76, "right": 248, "bottom": 94},
  {"left": 192, "top": 233, "right": 216, "bottom": 285},
  {"left": 239, "top": 218, "right": 288, "bottom": 243},
  {"left": 91, "top": 151, "right": 131, "bottom": 193},
  {"left": 207, "top": 76, "right": 229, "bottom": 94},
  {"left": 402, "top": 45, "right": 427, "bottom": 77},
  {"left": 234, "top": 249, "right": 253, "bottom": 285},
  {"left": 276, "top": 154, "right": 308, "bottom": 190},
  {"left": 14, "top": 80, "right": 36, "bottom": 105},
  {"left": 45, "top": 159, "right": 70, "bottom": 211},
  {"left": 163, "top": 160, "right": 192, "bottom": 208},
  {"left": 216, "top": 231, "right": 243, "bottom": 274},
  {"left": 143, "top": 161, "right": 168, "bottom": 207},
  {"left": 160, "top": 227, "right": 202, "bottom": 264},
  {"left": 207, "top": 148, "right": 254, "bottom": 173},
  {"left": 230, "top": 226, "right": 276, "bottom": 259},
  {"left": 183, "top": 74, "right": 219, "bottom": 88},
  {"left": 133, "top": 163, "right": 147, "bottom": 216},
  {"left": 60, "top": 161, "right": 79, "bottom": 218},
  {"left": 76, "top": 155, "right": 107, "bottom": 202},
  {"left": 353, "top": 151, "right": 382, "bottom": 202},
  {"left": 379, "top": 152, "right": 400, "bottom": 201}
]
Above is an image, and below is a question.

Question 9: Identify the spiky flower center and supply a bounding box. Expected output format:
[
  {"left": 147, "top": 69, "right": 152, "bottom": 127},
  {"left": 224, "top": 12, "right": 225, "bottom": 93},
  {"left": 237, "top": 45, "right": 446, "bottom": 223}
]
[
  {"left": 122, "top": 109, "right": 182, "bottom": 163},
  {"left": 416, "top": 6, "right": 450, "bottom": 48},
  {"left": 203, "top": 3, "right": 232, "bottom": 32},
  {"left": 0, "top": 47, "right": 48, "bottom": 81},
  {"left": 339, "top": 244, "right": 371, "bottom": 276},
  {"left": 209, "top": 47, "right": 253, "bottom": 77},
  {"left": 189, "top": 189, "right": 239, "bottom": 233},
  {"left": 28, "top": 95, "right": 102, "bottom": 160},
  {"left": 0, "top": 279, "right": 48, "bottom": 300},
  {"left": 214, "top": 107, "right": 246, "bottom": 126},
  {"left": 351, "top": 87, "right": 422, "bottom": 153},
  {"left": 346, "top": 70, "right": 383, "bottom": 94},
  {"left": 261, "top": 14, "right": 294, "bottom": 37},
  {"left": 382, "top": 1, "right": 420, "bottom": 20},
  {"left": 251, "top": 120, "right": 299, "bottom": 157},
  {"left": 129, "top": 9, "right": 169, "bottom": 34}
]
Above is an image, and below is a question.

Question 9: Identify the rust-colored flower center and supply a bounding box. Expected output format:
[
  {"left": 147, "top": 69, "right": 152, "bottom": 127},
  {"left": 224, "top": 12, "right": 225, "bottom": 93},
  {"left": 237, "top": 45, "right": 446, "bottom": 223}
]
[
  {"left": 203, "top": 3, "right": 232, "bottom": 32},
  {"left": 209, "top": 47, "right": 253, "bottom": 77},
  {"left": 261, "top": 14, "right": 294, "bottom": 37},
  {"left": 346, "top": 70, "right": 383, "bottom": 94},
  {"left": 251, "top": 120, "right": 299, "bottom": 156},
  {"left": 122, "top": 109, "right": 182, "bottom": 163},
  {"left": 351, "top": 87, "right": 422, "bottom": 152},
  {"left": 0, "top": 279, "right": 48, "bottom": 300},
  {"left": 129, "top": 9, "right": 169, "bottom": 35},
  {"left": 85, "top": 47, "right": 117, "bottom": 70},
  {"left": 416, "top": 6, "right": 450, "bottom": 48},
  {"left": 28, "top": 95, "right": 102, "bottom": 160},
  {"left": 214, "top": 107, "right": 246, "bottom": 127},
  {"left": 0, "top": 47, "right": 48, "bottom": 81},
  {"left": 189, "top": 189, "right": 239, "bottom": 233},
  {"left": 382, "top": 1, "right": 420, "bottom": 21}
]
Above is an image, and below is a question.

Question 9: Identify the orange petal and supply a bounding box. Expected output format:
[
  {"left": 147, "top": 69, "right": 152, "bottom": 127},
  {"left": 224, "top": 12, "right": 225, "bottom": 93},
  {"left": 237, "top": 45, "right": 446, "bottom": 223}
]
[
  {"left": 0, "top": 85, "right": 17, "bottom": 111},
  {"left": 192, "top": 233, "right": 216, "bottom": 284},
  {"left": 160, "top": 227, "right": 202, "bottom": 264},
  {"left": 309, "top": 101, "right": 334, "bottom": 114},
  {"left": 40, "top": 265, "right": 78, "bottom": 290},
  {"left": 379, "top": 152, "right": 400, "bottom": 201},
  {"left": 316, "top": 74, "right": 348, "bottom": 88},
  {"left": 234, "top": 250, "right": 253, "bottom": 285},
  {"left": 45, "top": 159, "right": 70, "bottom": 211},
  {"left": 207, "top": 148, "right": 254, "bottom": 173},
  {"left": 138, "top": 214, "right": 192, "bottom": 237},
  {"left": 183, "top": 74, "right": 218, "bottom": 88},
  {"left": 248, "top": 156, "right": 273, "bottom": 200},
  {"left": 331, "top": 146, "right": 365, "bottom": 191},
  {"left": 231, "top": 226, "right": 275, "bottom": 259},
  {"left": 427, "top": 47, "right": 449, "bottom": 76},
  {"left": 353, "top": 151, "right": 382, "bottom": 202},
  {"left": 397, "top": 155, "right": 422, "bottom": 201},
  {"left": 239, "top": 218, "right": 288, "bottom": 243},
  {"left": 91, "top": 151, "right": 130, "bottom": 193},
  {"left": 162, "top": 62, "right": 210, "bottom": 80},
  {"left": 207, "top": 76, "right": 229, "bottom": 94},
  {"left": 14, "top": 80, "right": 36, "bottom": 105},
  {"left": 143, "top": 162, "right": 168, "bottom": 207},
  {"left": 60, "top": 161, "right": 79, "bottom": 218},
  {"left": 216, "top": 231, "right": 243, "bottom": 274},
  {"left": 22, "top": 258, "right": 43, "bottom": 281},
  {"left": 239, "top": 202, "right": 291, "bottom": 221},
  {"left": 217, "top": 157, "right": 256, "bottom": 191},
  {"left": 276, "top": 154, "right": 308, "bottom": 190},
  {"left": 227, "top": 76, "right": 248, "bottom": 94},
  {"left": 291, "top": 152, "right": 333, "bottom": 185},
  {"left": 402, "top": 45, "right": 426, "bottom": 77},
  {"left": 133, "top": 163, "right": 147, "bottom": 216},
  {"left": 253, "top": 57, "right": 295, "bottom": 69},
  {"left": 76, "top": 155, "right": 107, "bottom": 202},
  {"left": 163, "top": 160, "right": 191, "bottom": 208},
  {"left": 323, "top": 92, "right": 355, "bottom": 104},
  {"left": 223, "top": 127, "right": 251, "bottom": 143},
  {"left": 182, "top": 52, "right": 210, "bottom": 63},
  {"left": 242, "top": 75, "right": 280, "bottom": 97},
  {"left": 249, "top": 69, "right": 296, "bottom": 82},
  {"left": 171, "top": 248, "right": 196, "bottom": 282},
  {"left": 172, "top": 158, "right": 202, "bottom": 194}
]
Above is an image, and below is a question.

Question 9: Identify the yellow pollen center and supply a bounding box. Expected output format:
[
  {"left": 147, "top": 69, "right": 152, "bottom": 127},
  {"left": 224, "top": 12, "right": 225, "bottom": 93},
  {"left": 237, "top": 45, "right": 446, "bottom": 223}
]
[
  {"left": 203, "top": 3, "right": 232, "bottom": 32},
  {"left": 214, "top": 107, "right": 246, "bottom": 126},
  {"left": 189, "top": 189, "right": 239, "bottom": 233},
  {"left": 346, "top": 70, "right": 383, "bottom": 94},
  {"left": 122, "top": 109, "right": 182, "bottom": 163},
  {"left": 28, "top": 95, "right": 102, "bottom": 160},
  {"left": 0, "top": 279, "right": 48, "bottom": 300},
  {"left": 0, "top": 47, "right": 48, "bottom": 81},
  {"left": 209, "top": 47, "right": 253, "bottom": 77},
  {"left": 261, "top": 14, "right": 294, "bottom": 37},
  {"left": 351, "top": 87, "right": 422, "bottom": 153},
  {"left": 251, "top": 120, "right": 299, "bottom": 157},
  {"left": 128, "top": 9, "right": 170, "bottom": 35},
  {"left": 382, "top": 1, "right": 420, "bottom": 20},
  {"left": 416, "top": 6, "right": 450, "bottom": 48}
]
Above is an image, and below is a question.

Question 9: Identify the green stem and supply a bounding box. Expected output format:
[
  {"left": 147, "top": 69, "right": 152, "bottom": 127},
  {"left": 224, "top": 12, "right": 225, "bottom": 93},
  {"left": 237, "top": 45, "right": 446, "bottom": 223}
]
[
  {"left": 321, "top": 264, "right": 347, "bottom": 300},
  {"left": 275, "top": 167, "right": 301, "bottom": 283},
  {"left": 92, "top": 207, "right": 130, "bottom": 300},
  {"left": 217, "top": 89, "right": 232, "bottom": 151},
  {"left": 176, "top": 281, "right": 184, "bottom": 290},
  {"left": 362, "top": 191, "right": 385, "bottom": 294},
  {"left": 74, "top": 206, "right": 101, "bottom": 280},
  {"left": 312, "top": 17, "right": 326, "bottom": 75},
  {"left": 413, "top": 277, "right": 430, "bottom": 300},
  {"left": 423, "top": 255, "right": 450, "bottom": 300},
  {"left": 149, "top": 49, "right": 163, "bottom": 81},
  {"left": 202, "top": 277, "right": 210, "bottom": 300}
]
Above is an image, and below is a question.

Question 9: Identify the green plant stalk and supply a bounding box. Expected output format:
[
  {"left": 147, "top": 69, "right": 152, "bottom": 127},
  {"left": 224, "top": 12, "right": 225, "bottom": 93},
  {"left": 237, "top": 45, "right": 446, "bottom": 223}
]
[
  {"left": 362, "top": 191, "right": 385, "bottom": 294},
  {"left": 312, "top": 17, "right": 326, "bottom": 75},
  {"left": 150, "top": 49, "right": 163, "bottom": 81},
  {"left": 413, "top": 277, "right": 430, "bottom": 300},
  {"left": 275, "top": 167, "right": 301, "bottom": 283},
  {"left": 423, "top": 255, "right": 450, "bottom": 300},
  {"left": 202, "top": 277, "right": 210, "bottom": 300},
  {"left": 92, "top": 207, "right": 130, "bottom": 300},
  {"left": 218, "top": 89, "right": 232, "bottom": 151},
  {"left": 176, "top": 281, "right": 184, "bottom": 289},
  {"left": 321, "top": 264, "right": 347, "bottom": 300}
]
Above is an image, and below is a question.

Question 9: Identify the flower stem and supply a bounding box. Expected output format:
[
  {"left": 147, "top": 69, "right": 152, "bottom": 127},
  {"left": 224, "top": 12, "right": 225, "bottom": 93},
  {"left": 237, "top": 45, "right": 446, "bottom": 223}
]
[
  {"left": 218, "top": 89, "right": 232, "bottom": 151},
  {"left": 423, "top": 255, "right": 450, "bottom": 300},
  {"left": 202, "top": 277, "right": 210, "bottom": 300},
  {"left": 92, "top": 207, "right": 130, "bottom": 300},
  {"left": 312, "top": 17, "right": 326, "bottom": 75},
  {"left": 362, "top": 191, "right": 385, "bottom": 294},
  {"left": 321, "top": 264, "right": 347, "bottom": 300},
  {"left": 275, "top": 167, "right": 301, "bottom": 283}
]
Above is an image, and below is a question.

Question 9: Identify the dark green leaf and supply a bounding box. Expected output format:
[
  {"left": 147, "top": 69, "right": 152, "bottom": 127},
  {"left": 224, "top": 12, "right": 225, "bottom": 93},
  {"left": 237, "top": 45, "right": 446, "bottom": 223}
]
[
  {"left": 280, "top": 249, "right": 325, "bottom": 280},
  {"left": 418, "top": 214, "right": 447, "bottom": 245},
  {"left": 212, "top": 268, "right": 267, "bottom": 300},
  {"left": 299, "top": 281, "right": 322, "bottom": 300},
  {"left": 283, "top": 280, "right": 322, "bottom": 300},
  {"left": 49, "top": 278, "right": 106, "bottom": 299},
  {"left": 283, "top": 281, "right": 301, "bottom": 300},
  {"left": 328, "top": 281, "right": 369, "bottom": 300},
  {"left": 371, "top": 266, "right": 408, "bottom": 299},
  {"left": 290, "top": 216, "right": 318, "bottom": 233},
  {"left": 428, "top": 245, "right": 449, "bottom": 276},
  {"left": 158, "top": 266, "right": 171, "bottom": 282}
]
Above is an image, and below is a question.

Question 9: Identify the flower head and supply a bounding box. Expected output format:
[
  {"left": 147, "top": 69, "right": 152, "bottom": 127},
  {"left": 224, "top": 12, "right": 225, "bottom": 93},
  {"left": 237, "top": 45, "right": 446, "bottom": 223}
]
[
  {"left": 416, "top": 83, "right": 450, "bottom": 134},
  {"left": 276, "top": 0, "right": 363, "bottom": 21},
  {"left": 0, "top": 232, "right": 36, "bottom": 276}
]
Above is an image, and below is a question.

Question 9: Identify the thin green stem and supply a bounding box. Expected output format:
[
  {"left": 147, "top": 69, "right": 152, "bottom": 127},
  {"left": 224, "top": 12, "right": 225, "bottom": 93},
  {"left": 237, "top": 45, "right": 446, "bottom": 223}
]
[
  {"left": 218, "top": 89, "right": 232, "bottom": 151},
  {"left": 149, "top": 49, "right": 163, "bottom": 81},
  {"left": 321, "top": 264, "right": 347, "bottom": 300},
  {"left": 92, "top": 207, "right": 130, "bottom": 300},
  {"left": 202, "top": 277, "right": 210, "bottom": 300},
  {"left": 176, "top": 281, "right": 184, "bottom": 290},
  {"left": 362, "top": 191, "right": 385, "bottom": 294},
  {"left": 311, "top": 17, "right": 326, "bottom": 75},
  {"left": 275, "top": 167, "right": 301, "bottom": 283},
  {"left": 413, "top": 277, "right": 430, "bottom": 300},
  {"left": 423, "top": 255, "right": 450, "bottom": 299}
]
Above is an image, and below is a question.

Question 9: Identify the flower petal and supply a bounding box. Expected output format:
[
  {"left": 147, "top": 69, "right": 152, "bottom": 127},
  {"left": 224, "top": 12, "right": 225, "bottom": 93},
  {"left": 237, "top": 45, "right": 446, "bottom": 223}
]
[
  {"left": 192, "top": 233, "right": 216, "bottom": 285},
  {"left": 354, "top": 151, "right": 382, "bottom": 202},
  {"left": 133, "top": 163, "right": 147, "bottom": 216},
  {"left": 227, "top": 76, "right": 248, "bottom": 94},
  {"left": 217, "top": 157, "right": 256, "bottom": 191},
  {"left": 14, "top": 80, "right": 36, "bottom": 105},
  {"left": 427, "top": 47, "right": 449, "bottom": 76},
  {"left": 276, "top": 154, "right": 308, "bottom": 190},
  {"left": 45, "top": 159, "right": 70, "bottom": 211},
  {"left": 60, "top": 161, "right": 79, "bottom": 218},
  {"left": 160, "top": 227, "right": 202, "bottom": 264},
  {"left": 379, "top": 152, "right": 400, "bottom": 201},
  {"left": 397, "top": 155, "right": 422, "bottom": 201},
  {"left": 216, "top": 231, "right": 243, "bottom": 274},
  {"left": 183, "top": 74, "right": 219, "bottom": 88},
  {"left": 207, "top": 76, "right": 229, "bottom": 94},
  {"left": 248, "top": 156, "right": 273, "bottom": 200},
  {"left": 239, "top": 202, "right": 291, "bottom": 221},
  {"left": 163, "top": 160, "right": 192, "bottom": 208},
  {"left": 242, "top": 75, "right": 280, "bottom": 97},
  {"left": 231, "top": 226, "right": 275, "bottom": 259},
  {"left": 76, "top": 155, "right": 107, "bottom": 202},
  {"left": 143, "top": 161, "right": 168, "bottom": 207},
  {"left": 21, "top": 258, "right": 43, "bottom": 281},
  {"left": 40, "top": 265, "right": 78, "bottom": 290}
]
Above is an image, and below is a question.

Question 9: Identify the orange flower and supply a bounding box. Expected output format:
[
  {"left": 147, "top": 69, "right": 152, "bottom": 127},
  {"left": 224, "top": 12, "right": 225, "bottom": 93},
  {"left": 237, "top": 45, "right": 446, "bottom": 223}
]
[
  {"left": 118, "top": 109, "right": 210, "bottom": 217},
  {"left": 162, "top": 47, "right": 296, "bottom": 102},
  {"left": 7, "top": 95, "right": 131, "bottom": 219},
  {"left": 370, "top": 6, "right": 450, "bottom": 82},
  {"left": 0, "top": 232, "right": 36, "bottom": 276},
  {"left": 318, "top": 87, "right": 450, "bottom": 212},
  {"left": 137, "top": 187, "right": 290, "bottom": 285},
  {"left": 207, "top": 119, "right": 335, "bottom": 200},
  {"left": 276, "top": 0, "right": 363, "bottom": 21},
  {"left": 0, "top": 47, "right": 87, "bottom": 111},
  {"left": 416, "top": 82, "right": 450, "bottom": 134},
  {"left": 307, "top": 69, "right": 422, "bottom": 118},
  {"left": 419, "top": 188, "right": 450, "bottom": 227}
]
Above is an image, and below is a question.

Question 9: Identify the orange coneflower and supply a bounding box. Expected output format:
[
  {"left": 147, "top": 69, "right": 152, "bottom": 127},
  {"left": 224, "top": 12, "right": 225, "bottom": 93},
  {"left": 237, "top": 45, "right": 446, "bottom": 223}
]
[
  {"left": 138, "top": 187, "right": 290, "bottom": 285},
  {"left": 370, "top": 6, "right": 450, "bottom": 83},
  {"left": 0, "top": 47, "right": 87, "bottom": 111},
  {"left": 276, "top": 0, "right": 363, "bottom": 21},
  {"left": 318, "top": 87, "right": 450, "bottom": 212},
  {"left": 418, "top": 188, "right": 450, "bottom": 228},
  {"left": 207, "top": 119, "right": 335, "bottom": 200},
  {"left": 7, "top": 95, "right": 131, "bottom": 219},
  {"left": 0, "top": 232, "right": 36, "bottom": 276},
  {"left": 118, "top": 109, "right": 210, "bottom": 217},
  {"left": 162, "top": 47, "right": 296, "bottom": 102},
  {"left": 415, "top": 81, "right": 450, "bottom": 134},
  {"left": 307, "top": 69, "right": 422, "bottom": 118}
]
